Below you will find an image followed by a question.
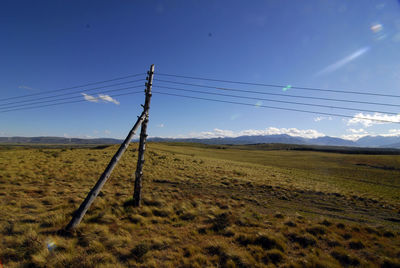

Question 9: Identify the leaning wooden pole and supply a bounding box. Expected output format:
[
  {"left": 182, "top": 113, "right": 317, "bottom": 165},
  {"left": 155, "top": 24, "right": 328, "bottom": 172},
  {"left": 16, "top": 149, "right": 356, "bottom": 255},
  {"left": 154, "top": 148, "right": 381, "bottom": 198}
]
[
  {"left": 133, "top": 64, "right": 154, "bottom": 207},
  {"left": 65, "top": 111, "right": 147, "bottom": 231}
]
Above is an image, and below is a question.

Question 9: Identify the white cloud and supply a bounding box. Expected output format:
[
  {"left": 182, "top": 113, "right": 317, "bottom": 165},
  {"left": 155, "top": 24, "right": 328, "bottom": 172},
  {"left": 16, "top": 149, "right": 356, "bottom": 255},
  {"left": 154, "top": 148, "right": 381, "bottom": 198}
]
[
  {"left": 315, "top": 46, "right": 369, "bottom": 76},
  {"left": 341, "top": 134, "right": 370, "bottom": 141},
  {"left": 314, "top": 116, "right": 333, "bottom": 122},
  {"left": 157, "top": 123, "right": 164, "bottom": 128},
  {"left": 341, "top": 128, "right": 400, "bottom": 141},
  {"left": 341, "top": 128, "right": 369, "bottom": 141},
  {"left": 81, "top": 93, "right": 99, "bottom": 103},
  {"left": 180, "top": 127, "right": 325, "bottom": 139},
  {"left": 347, "top": 113, "right": 400, "bottom": 127},
  {"left": 381, "top": 129, "right": 400, "bottom": 137},
  {"left": 347, "top": 128, "right": 365, "bottom": 134},
  {"left": 98, "top": 94, "right": 120, "bottom": 105},
  {"left": 104, "top": 130, "right": 111, "bottom": 135},
  {"left": 81, "top": 93, "right": 120, "bottom": 105}
]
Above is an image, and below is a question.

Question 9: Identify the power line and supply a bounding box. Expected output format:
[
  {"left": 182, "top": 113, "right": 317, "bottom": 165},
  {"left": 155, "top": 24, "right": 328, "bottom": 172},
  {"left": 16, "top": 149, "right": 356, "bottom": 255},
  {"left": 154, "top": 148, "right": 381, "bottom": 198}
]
[
  {"left": 0, "top": 79, "right": 144, "bottom": 108},
  {"left": 0, "top": 73, "right": 145, "bottom": 102},
  {"left": 153, "top": 85, "right": 398, "bottom": 115},
  {"left": 0, "top": 91, "right": 144, "bottom": 113},
  {"left": 157, "top": 73, "right": 400, "bottom": 98},
  {"left": 154, "top": 79, "right": 400, "bottom": 108},
  {"left": 152, "top": 91, "right": 400, "bottom": 124},
  {"left": 0, "top": 85, "right": 144, "bottom": 111}
]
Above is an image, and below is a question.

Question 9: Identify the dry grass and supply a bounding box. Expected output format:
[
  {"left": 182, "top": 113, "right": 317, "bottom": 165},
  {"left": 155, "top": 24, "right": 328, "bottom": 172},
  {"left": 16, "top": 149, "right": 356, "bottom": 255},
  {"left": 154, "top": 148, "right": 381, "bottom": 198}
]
[{"left": 0, "top": 142, "right": 399, "bottom": 267}]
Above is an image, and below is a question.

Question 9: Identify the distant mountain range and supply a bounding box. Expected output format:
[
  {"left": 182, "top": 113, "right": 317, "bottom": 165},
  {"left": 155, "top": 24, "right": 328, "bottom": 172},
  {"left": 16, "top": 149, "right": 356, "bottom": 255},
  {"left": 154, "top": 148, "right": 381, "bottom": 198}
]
[
  {"left": 150, "top": 134, "right": 400, "bottom": 148},
  {"left": 1, "top": 134, "right": 400, "bottom": 148},
  {"left": 0, "top": 136, "right": 123, "bottom": 145}
]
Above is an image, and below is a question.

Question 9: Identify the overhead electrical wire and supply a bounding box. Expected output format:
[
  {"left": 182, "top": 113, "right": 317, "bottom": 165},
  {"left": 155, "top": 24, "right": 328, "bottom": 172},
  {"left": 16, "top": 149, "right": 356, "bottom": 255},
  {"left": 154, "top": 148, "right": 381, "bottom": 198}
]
[
  {"left": 152, "top": 91, "right": 400, "bottom": 124},
  {"left": 157, "top": 73, "right": 400, "bottom": 98},
  {"left": 154, "top": 79, "right": 400, "bottom": 108},
  {"left": 0, "top": 90, "right": 144, "bottom": 113},
  {"left": 0, "top": 79, "right": 145, "bottom": 108},
  {"left": 0, "top": 72, "right": 145, "bottom": 102},
  {"left": 0, "top": 85, "right": 144, "bottom": 111},
  {"left": 153, "top": 85, "right": 398, "bottom": 115}
]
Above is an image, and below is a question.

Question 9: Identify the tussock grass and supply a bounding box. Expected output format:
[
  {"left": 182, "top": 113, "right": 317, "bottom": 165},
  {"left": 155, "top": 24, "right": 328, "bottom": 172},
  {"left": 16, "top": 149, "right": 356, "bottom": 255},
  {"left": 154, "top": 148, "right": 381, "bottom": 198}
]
[{"left": 0, "top": 143, "right": 399, "bottom": 267}]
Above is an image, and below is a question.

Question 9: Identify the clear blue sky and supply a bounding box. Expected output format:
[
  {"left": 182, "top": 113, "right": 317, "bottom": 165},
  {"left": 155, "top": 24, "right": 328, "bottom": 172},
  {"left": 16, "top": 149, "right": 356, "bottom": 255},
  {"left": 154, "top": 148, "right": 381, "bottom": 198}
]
[{"left": 1, "top": 0, "right": 400, "bottom": 140}]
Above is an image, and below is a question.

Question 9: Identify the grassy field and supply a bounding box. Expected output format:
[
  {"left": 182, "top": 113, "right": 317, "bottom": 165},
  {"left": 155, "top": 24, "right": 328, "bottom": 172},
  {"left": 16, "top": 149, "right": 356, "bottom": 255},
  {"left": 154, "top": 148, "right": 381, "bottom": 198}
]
[{"left": 0, "top": 142, "right": 399, "bottom": 267}]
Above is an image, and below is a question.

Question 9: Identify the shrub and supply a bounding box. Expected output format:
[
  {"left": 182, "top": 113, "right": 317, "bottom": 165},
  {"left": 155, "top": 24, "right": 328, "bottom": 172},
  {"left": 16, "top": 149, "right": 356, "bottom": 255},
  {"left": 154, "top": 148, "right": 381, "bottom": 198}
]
[
  {"left": 254, "top": 235, "right": 285, "bottom": 251},
  {"left": 152, "top": 209, "right": 170, "bottom": 218},
  {"left": 211, "top": 213, "right": 231, "bottom": 231},
  {"left": 383, "top": 231, "right": 395, "bottom": 238},
  {"left": 348, "top": 240, "right": 365, "bottom": 250},
  {"left": 284, "top": 220, "right": 297, "bottom": 227},
  {"left": 331, "top": 249, "right": 360, "bottom": 266},
  {"left": 336, "top": 223, "right": 345, "bottom": 229},
  {"left": 286, "top": 233, "right": 316, "bottom": 248},
  {"left": 236, "top": 234, "right": 285, "bottom": 251},
  {"left": 320, "top": 219, "right": 332, "bottom": 226},
  {"left": 306, "top": 226, "right": 327, "bottom": 236},
  {"left": 381, "top": 258, "right": 400, "bottom": 268},
  {"left": 127, "top": 215, "right": 144, "bottom": 224},
  {"left": 131, "top": 243, "right": 150, "bottom": 261},
  {"left": 263, "top": 249, "right": 284, "bottom": 264},
  {"left": 143, "top": 198, "right": 164, "bottom": 207},
  {"left": 179, "top": 212, "right": 196, "bottom": 221}
]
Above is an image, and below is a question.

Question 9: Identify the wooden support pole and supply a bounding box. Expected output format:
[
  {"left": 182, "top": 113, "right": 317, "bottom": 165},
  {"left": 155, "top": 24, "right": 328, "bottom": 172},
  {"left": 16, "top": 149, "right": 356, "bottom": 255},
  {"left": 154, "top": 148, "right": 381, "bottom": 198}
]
[
  {"left": 133, "top": 64, "right": 154, "bottom": 207},
  {"left": 65, "top": 111, "right": 147, "bottom": 231}
]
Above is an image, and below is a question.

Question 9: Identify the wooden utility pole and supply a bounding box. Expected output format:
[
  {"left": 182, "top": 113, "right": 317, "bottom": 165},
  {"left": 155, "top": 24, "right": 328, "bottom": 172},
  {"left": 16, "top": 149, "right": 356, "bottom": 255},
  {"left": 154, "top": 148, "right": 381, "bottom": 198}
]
[
  {"left": 133, "top": 64, "right": 154, "bottom": 207},
  {"left": 65, "top": 111, "right": 147, "bottom": 231}
]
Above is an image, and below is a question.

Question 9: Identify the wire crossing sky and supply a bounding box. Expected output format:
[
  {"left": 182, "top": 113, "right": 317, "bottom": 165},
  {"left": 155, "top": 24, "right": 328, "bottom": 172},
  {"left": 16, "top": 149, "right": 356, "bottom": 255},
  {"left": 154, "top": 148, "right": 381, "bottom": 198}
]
[{"left": 1, "top": 0, "right": 400, "bottom": 141}]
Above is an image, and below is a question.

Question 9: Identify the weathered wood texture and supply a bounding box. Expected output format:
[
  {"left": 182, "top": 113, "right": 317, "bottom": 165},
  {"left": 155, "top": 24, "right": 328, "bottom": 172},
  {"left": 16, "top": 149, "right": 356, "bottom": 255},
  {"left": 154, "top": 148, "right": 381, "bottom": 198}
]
[
  {"left": 65, "top": 111, "right": 147, "bottom": 231},
  {"left": 133, "top": 64, "right": 154, "bottom": 207}
]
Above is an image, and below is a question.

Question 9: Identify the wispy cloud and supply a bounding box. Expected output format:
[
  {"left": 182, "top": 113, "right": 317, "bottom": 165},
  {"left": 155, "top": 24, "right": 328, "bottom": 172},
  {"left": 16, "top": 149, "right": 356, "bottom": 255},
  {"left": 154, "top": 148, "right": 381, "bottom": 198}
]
[
  {"left": 314, "top": 116, "right": 333, "bottom": 122},
  {"left": 19, "top": 85, "right": 33, "bottom": 90},
  {"left": 176, "top": 127, "right": 325, "bottom": 139},
  {"left": 81, "top": 93, "right": 120, "bottom": 105},
  {"left": 81, "top": 93, "right": 99, "bottom": 103},
  {"left": 157, "top": 123, "right": 165, "bottom": 128},
  {"left": 347, "top": 113, "right": 400, "bottom": 127},
  {"left": 98, "top": 94, "right": 120, "bottom": 105},
  {"left": 315, "top": 47, "right": 369, "bottom": 76}
]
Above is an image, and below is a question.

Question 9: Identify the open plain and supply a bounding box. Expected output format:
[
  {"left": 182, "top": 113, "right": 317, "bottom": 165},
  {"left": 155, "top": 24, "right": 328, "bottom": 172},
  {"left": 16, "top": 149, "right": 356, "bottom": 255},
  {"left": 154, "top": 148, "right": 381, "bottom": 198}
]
[{"left": 0, "top": 142, "right": 399, "bottom": 267}]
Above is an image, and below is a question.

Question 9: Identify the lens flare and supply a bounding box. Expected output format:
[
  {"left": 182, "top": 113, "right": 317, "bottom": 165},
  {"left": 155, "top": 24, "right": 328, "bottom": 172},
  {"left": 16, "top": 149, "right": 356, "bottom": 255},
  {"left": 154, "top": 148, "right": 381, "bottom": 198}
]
[
  {"left": 283, "top": 85, "right": 292, "bottom": 92},
  {"left": 370, "top": 24, "right": 383, "bottom": 33},
  {"left": 47, "top": 239, "right": 57, "bottom": 251}
]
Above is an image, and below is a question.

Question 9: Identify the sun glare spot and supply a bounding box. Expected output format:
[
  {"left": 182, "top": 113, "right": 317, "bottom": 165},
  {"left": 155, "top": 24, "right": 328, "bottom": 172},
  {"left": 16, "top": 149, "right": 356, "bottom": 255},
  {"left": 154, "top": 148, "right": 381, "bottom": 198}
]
[{"left": 47, "top": 239, "right": 57, "bottom": 251}]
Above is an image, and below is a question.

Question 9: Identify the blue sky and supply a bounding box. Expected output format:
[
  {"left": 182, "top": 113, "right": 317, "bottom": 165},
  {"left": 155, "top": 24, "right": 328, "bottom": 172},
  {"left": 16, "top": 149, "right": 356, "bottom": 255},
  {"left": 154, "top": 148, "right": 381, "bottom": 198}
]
[{"left": 1, "top": 0, "right": 400, "bottom": 140}]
